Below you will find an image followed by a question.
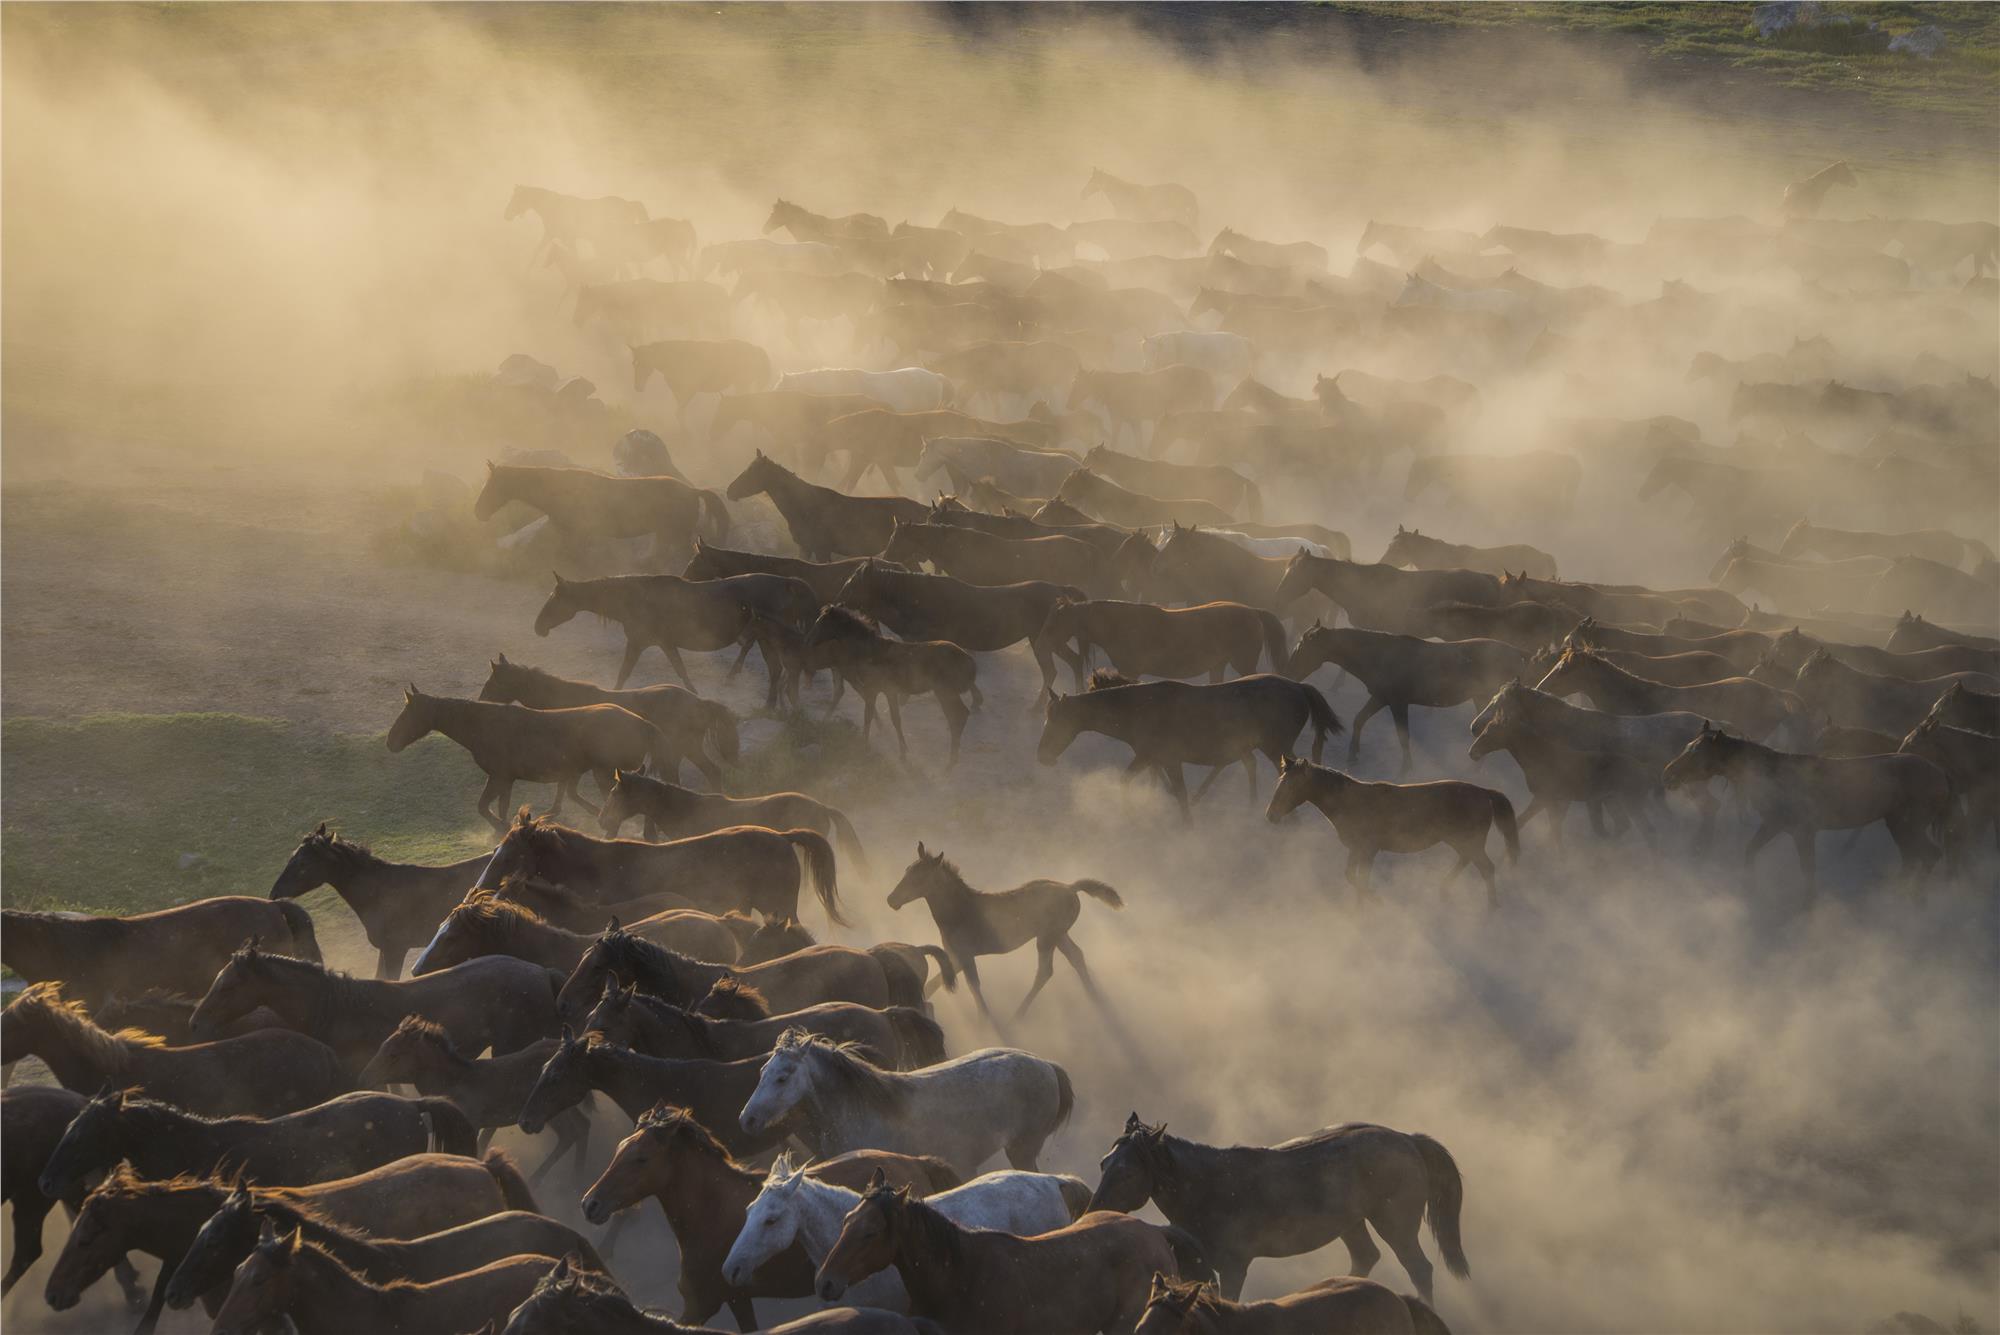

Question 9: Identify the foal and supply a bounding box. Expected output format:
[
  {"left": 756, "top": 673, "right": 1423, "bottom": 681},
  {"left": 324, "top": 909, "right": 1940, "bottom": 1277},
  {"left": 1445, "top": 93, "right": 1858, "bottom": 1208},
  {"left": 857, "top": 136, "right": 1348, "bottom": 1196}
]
[{"left": 803, "top": 605, "right": 981, "bottom": 767}]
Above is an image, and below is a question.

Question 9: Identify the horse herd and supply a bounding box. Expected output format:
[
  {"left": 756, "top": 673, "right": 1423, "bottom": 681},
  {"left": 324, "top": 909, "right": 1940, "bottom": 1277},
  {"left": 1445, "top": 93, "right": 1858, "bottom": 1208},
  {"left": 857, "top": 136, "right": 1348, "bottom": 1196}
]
[{"left": 5, "top": 161, "right": 1996, "bottom": 1335}]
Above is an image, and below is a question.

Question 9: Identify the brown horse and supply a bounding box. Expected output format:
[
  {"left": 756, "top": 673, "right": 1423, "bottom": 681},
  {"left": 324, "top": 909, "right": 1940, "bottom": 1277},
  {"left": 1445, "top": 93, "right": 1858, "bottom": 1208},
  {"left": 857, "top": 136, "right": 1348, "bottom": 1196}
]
[
  {"left": 1136, "top": 1273, "right": 1448, "bottom": 1335},
  {"left": 631, "top": 338, "right": 772, "bottom": 418},
  {"left": 835, "top": 559, "right": 1083, "bottom": 698},
  {"left": 1900, "top": 715, "right": 1998, "bottom": 851},
  {"left": 1070, "top": 366, "right": 1217, "bottom": 449},
  {"left": 597, "top": 769, "right": 866, "bottom": 869},
  {"left": 356, "top": 1017, "right": 591, "bottom": 1179},
  {"left": 882, "top": 517, "right": 1116, "bottom": 598},
  {"left": 479, "top": 655, "right": 741, "bottom": 787},
  {"left": 1037, "top": 597, "right": 1286, "bottom": 689},
  {"left": 37, "top": 1086, "right": 479, "bottom": 1203},
  {"left": 1380, "top": 524, "right": 1557, "bottom": 581},
  {"left": 712, "top": 389, "right": 885, "bottom": 461},
  {"left": 1790, "top": 648, "right": 1999, "bottom": 734},
  {"left": 500, "top": 1253, "right": 943, "bottom": 1334},
  {"left": 577, "top": 1103, "right": 955, "bottom": 1329},
  {"left": 1535, "top": 645, "right": 1803, "bottom": 740},
  {"left": 411, "top": 891, "right": 742, "bottom": 975},
  {"left": 91, "top": 991, "right": 292, "bottom": 1046},
  {"left": 1, "top": 898, "right": 320, "bottom": 1012},
  {"left": 1664, "top": 723, "right": 1948, "bottom": 898},
  {"left": 534, "top": 570, "right": 820, "bottom": 690},
  {"left": 486, "top": 869, "right": 699, "bottom": 937},
  {"left": 1539, "top": 635, "right": 1743, "bottom": 688},
  {"left": 1, "top": 1087, "right": 145, "bottom": 1302},
  {"left": 887, "top": 844, "right": 1121, "bottom": 1023},
  {"left": 386, "top": 687, "right": 664, "bottom": 830},
  {"left": 477, "top": 810, "right": 846, "bottom": 927},
  {"left": 804, "top": 605, "right": 981, "bottom": 765},
  {"left": 1402, "top": 599, "right": 1581, "bottom": 653},
  {"left": 209, "top": 1218, "right": 553, "bottom": 1335},
  {"left": 1273, "top": 553, "right": 1501, "bottom": 635},
  {"left": 1038, "top": 671, "right": 1342, "bottom": 815},
  {"left": 928, "top": 496, "right": 1132, "bottom": 559},
  {"left": 1055, "top": 466, "right": 1237, "bottom": 530},
  {"left": 727, "top": 451, "right": 930, "bottom": 560},
  {"left": 1266, "top": 756, "right": 1518, "bottom": 907},
  {"left": 555, "top": 921, "right": 909, "bottom": 1021},
  {"left": 517, "top": 1031, "right": 774, "bottom": 1160},
  {"left": 473, "top": 464, "right": 728, "bottom": 562},
  {"left": 581, "top": 979, "right": 946, "bottom": 1071},
  {"left": 1090, "top": 1113, "right": 1463, "bottom": 1302},
  {"left": 1286, "top": 624, "right": 1526, "bottom": 772},
  {"left": 685, "top": 538, "right": 891, "bottom": 604},
  {"left": 813, "top": 1182, "right": 1207, "bottom": 1334},
  {"left": 270, "top": 825, "right": 488, "bottom": 979},
  {"left": 1569, "top": 615, "right": 1771, "bottom": 673},
  {"left": 189, "top": 943, "right": 561, "bottom": 1072},
  {"left": 1762, "top": 625, "right": 2000, "bottom": 682},
  {"left": 1887, "top": 611, "right": 2000, "bottom": 654},
  {"left": 1469, "top": 709, "right": 1660, "bottom": 847},
  {"left": 1082, "top": 445, "right": 1261, "bottom": 519},
  {"left": 1929, "top": 680, "right": 2000, "bottom": 735},
  {"left": 1, "top": 983, "right": 348, "bottom": 1118}
]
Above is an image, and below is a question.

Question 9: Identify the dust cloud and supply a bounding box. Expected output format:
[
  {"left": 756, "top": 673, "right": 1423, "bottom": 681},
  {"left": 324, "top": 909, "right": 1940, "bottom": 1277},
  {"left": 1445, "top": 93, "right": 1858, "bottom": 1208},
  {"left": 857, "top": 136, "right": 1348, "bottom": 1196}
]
[{"left": 3, "top": 5, "right": 1996, "bottom": 1334}]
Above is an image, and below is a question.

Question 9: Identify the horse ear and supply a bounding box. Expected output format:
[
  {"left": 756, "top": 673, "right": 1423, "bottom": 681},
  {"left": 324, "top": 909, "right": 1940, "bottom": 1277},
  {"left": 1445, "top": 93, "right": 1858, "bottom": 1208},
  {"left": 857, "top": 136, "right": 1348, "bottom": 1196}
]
[
  {"left": 560, "top": 1024, "right": 574, "bottom": 1044},
  {"left": 1126, "top": 1110, "right": 1144, "bottom": 1132},
  {"left": 868, "top": 1167, "right": 887, "bottom": 1188},
  {"left": 915, "top": 840, "right": 926, "bottom": 860},
  {"left": 258, "top": 1217, "right": 279, "bottom": 1246},
  {"left": 552, "top": 1255, "right": 573, "bottom": 1282},
  {"left": 313, "top": 820, "right": 329, "bottom": 837},
  {"left": 284, "top": 1225, "right": 303, "bottom": 1257},
  {"left": 606, "top": 915, "right": 620, "bottom": 933},
  {"left": 1151, "top": 1271, "right": 1173, "bottom": 1295}
]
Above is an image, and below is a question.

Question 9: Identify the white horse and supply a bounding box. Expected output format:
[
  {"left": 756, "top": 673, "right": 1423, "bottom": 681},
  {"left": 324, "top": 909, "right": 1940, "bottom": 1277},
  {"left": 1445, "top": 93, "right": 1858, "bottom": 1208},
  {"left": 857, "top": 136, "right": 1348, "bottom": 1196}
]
[
  {"left": 1394, "top": 272, "right": 1525, "bottom": 317},
  {"left": 1140, "top": 331, "right": 1253, "bottom": 382},
  {"left": 775, "top": 367, "right": 952, "bottom": 414},
  {"left": 913, "top": 436, "right": 1080, "bottom": 499},
  {"left": 721, "top": 1153, "right": 1088, "bottom": 1308},
  {"left": 738, "top": 1030, "right": 1072, "bottom": 1173}
]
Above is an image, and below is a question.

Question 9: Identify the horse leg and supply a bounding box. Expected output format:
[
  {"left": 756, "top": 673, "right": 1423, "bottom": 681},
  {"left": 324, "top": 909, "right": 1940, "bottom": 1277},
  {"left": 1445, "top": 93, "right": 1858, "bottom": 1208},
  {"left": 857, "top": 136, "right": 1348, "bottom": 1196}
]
[
  {"left": 566, "top": 773, "right": 603, "bottom": 817},
  {"left": 1370, "top": 1203, "right": 1437, "bottom": 1306},
  {"left": 940, "top": 692, "right": 970, "bottom": 768},
  {"left": 545, "top": 774, "right": 568, "bottom": 818},
  {"left": 1189, "top": 763, "right": 1231, "bottom": 804},
  {"left": 1343, "top": 848, "right": 1376, "bottom": 906},
  {"left": 1348, "top": 696, "right": 1386, "bottom": 763},
  {"left": 374, "top": 945, "right": 402, "bottom": 980},
  {"left": 1162, "top": 764, "right": 1192, "bottom": 820},
  {"left": 959, "top": 955, "right": 1001, "bottom": 1030},
  {"left": 1242, "top": 751, "right": 1259, "bottom": 802},
  {"left": 476, "top": 775, "right": 510, "bottom": 832},
  {"left": 726, "top": 1295, "right": 759, "bottom": 1332},
  {"left": 614, "top": 639, "right": 645, "bottom": 689},
  {"left": 884, "top": 693, "right": 909, "bottom": 758},
  {"left": 1793, "top": 828, "right": 1820, "bottom": 902},
  {"left": 1469, "top": 847, "right": 1500, "bottom": 910},
  {"left": 1338, "top": 1221, "right": 1382, "bottom": 1278},
  {"left": 1389, "top": 702, "right": 1414, "bottom": 775},
  {"left": 725, "top": 634, "right": 754, "bottom": 680},
  {"left": 663, "top": 646, "right": 697, "bottom": 692},
  {"left": 1739, "top": 818, "right": 1783, "bottom": 886},
  {"left": 1, "top": 1197, "right": 47, "bottom": 1296},
  {"left": 1215, "top": 1258, "right": 1253, "bottom": 1301},
  {"left": 1054, "top": 936, "right": 1103, "bottom": 1000},
  {"left": 1691, "top": 787, "right": 1719, "bottom": 854},
  {"left": 1013, "top": 940, "right": 1058, "bottom": 1019}
]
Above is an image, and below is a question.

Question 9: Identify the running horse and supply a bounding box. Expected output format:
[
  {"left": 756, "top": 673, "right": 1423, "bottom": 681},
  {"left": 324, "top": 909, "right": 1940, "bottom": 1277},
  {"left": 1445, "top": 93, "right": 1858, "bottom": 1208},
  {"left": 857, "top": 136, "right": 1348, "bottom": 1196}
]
[
  {"left": 473, "top": 464, "right": 729, "bottom": 566},
  {"left": 532, "top": 570, "right": 819, "bottom": 690}
]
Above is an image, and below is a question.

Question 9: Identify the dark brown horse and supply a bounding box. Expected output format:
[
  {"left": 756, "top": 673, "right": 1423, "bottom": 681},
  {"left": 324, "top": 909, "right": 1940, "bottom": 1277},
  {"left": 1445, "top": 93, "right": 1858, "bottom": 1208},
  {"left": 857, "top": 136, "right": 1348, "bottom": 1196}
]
[
  {"left": 1039, "top": 598, "right": 1285, "bottom": 690},
  {"left": 1, "top": 983, "right": 348, "bottom": 1118},
  {"left": 1, "top": 898, "right": 320, "bottom": 1011},
  {"left": 804, "top": 605, "right": 981, "bottom": 765},
  {"left": 581, "top": 979, "right": 946, "bottom": 1071},
  {"left": 1286, "top": 623, "right": 1525, "bottom": 772},
  {"left": 555, "top": 921, "right": 911, "bottom": 1021},
  {"left": 1900, "top": 715, "right": 1998, "bottom": 851},
  {"left": 37, "top": 1087, "right": 479, "bottom": 1201},
  {"left": 473, "top": 463, "right": 729, "bottom": 562},
  {"left": 1, "top": 1086, "right": 145, "bottom": 1301},
  {"left": 886, "top": 844, "right": 1121, "bottom": 1024},
  {"left": 479, "top": 655, "right": 741, "bottom": 787},
  {"left": 1403, "top": 599, "right": 1583, "bottom": 653},
  {"left": 486, "top": 869, "right": 700, "bottom": 938},
  {"left": 1266, "top": 756, "right": 1518, "bottom": 907},
  {"left": 1082, "top": 445, "right": 1261, "bottom": 520},
  {"left": 630, "top": 338, "right": 772, "bottom": 420},
  {"left": 533, "top": 571, "right": 820, "bottom": 690},
  {"left": 1789, "top": 648, "right": 1999, "bottom": 734},
  {"left": 1380, "top": 523, "right": 1557, "bottom": 581},
  {"left": 1469, "top": 710, "right": 1660, "bottom": 847},
  {"left": 685, "top": 538, "right": 890, "bottom": 604},
  {"left": 518, "top": 1031, "right": 775, "bottom": 1160},
  {"left": 1568, "top": 615, "right": 1770, "bottom": 673},
  {"left": 188, "top": 943, "right": 561, "bottom": 1072},
  {"left": 1136, "top": 1273, "right": 1448, "bottom": 1335},
  {"left": 270, "top": 825, "right": 486, "bottom": 979},
  {"left": 411, "top": 890, "right": 742, "bottom": 975},
  {"left": 1929, "top": 680, "right": 2000, "bottom": 735},
  {"left": 477, "top": 811, "right": 846, "bottom": 927},
  {"left": 813, "top": 1182, "right": 1207, "bottom": 1334},
  {"left": 1273, "top": 553, "right": 1501, "bottom": 634},
  {"left": 1887, "top": 611, "right": 2000, "bottom": 654},
  {"left": 727, "top": 451, "right": 930, "bottom": 560},
  {"left": 387, "top": 687, "right": 664, "bottom": 830},
  {"left": 1535, "top": 645, "right": 1804, "bottom": 740},
  {"left": 500, "top": 1251, "right": 944, "bottom": 1334},
  {"left": 882, "top": 517, "right": 1116, "bottom": 598},
  {"left": 1038, "top": 671, "right": 1342, "bottom": 815},
  {"left": 1761, "top": 626, "right": 2000, "bottom": 682},
  {"left": 597, "top": 769, "right": 866, "bottom": 868},
  {"left": 1091, "top": 1113, "right": 1468, "bottom": 1304},
  {"left": 836, "top": 559, "right": 1083, "bottom": 698}
]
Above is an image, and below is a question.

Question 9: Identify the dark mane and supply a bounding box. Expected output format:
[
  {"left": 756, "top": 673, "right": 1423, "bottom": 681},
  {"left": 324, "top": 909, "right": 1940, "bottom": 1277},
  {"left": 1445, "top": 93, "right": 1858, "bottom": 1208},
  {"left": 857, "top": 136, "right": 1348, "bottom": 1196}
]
[
  {"left": 593, "top": 929, "right": 692, "bottom": 1004},
  {"left": 818, "top": 604, "right": 882, "bottom": 637},
  {"left": 871, "top": 1182, "right": 964, "bottom": 1271},
  {"left": 697, "top": 976, "right": 771, "bottom": 1019},
  {"left": 1086, "top": 668, "right": 1138, "bottom": 691},
  {"left": 387, "top": 1013, "right": 473, "bottom": 1067},
  {"left": 297, "top": 825, "right": 382, "bottom": 874},
  {"left": 635, "top": 1100, "right": 748, "bottom": 1169}
]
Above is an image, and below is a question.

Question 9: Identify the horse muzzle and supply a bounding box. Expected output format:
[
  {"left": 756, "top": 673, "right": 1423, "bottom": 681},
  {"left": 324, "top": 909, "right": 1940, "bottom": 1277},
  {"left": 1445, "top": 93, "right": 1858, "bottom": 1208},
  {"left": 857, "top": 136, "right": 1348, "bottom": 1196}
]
[
  {"left": 581, "top": 1195, "right": 611, "bottom": 1226},
  {"left": 816, "top": 1276, "right": 848, "bottom": 1303}
]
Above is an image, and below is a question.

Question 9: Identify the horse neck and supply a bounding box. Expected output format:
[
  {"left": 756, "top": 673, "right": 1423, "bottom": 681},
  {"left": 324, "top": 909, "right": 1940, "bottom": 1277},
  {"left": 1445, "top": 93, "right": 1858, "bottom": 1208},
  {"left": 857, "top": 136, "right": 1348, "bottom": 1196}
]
[
  {"left": 1297, "top": 768, "right": 1350, "bottom": 817},
  {"left": 29, "top": 1012, "right": 128, "bottom": 1089},
  {"left": 656, "top": 1143, "right": 759, "bottom": 1239},
  {"left": 888, "top": 1201, "right": 971, "bottom": 1316},
  {"left": 285, "top": 1245, "right": 404, "bottom": 1335},
  {"left": 111, "top": 1188, "right": 223, "bottom": 1256},
  {"left": 1568, "top": 656, "right": 1651, "bottom": 709},
  {"left": 789, "top": 1177, "right": 862, "bottom": 1259},
  {"left": 259, "top": 960, "right": 360, "bottom": 1038},
  {"left": 502, "top": 908, "right": 582, "bottom": 965},
  {"left": 1144, "top": 1134, "right": 1219, "bottom": 1221},
  {"left": 418, "top": 697, "right": 505, "bottom": 750},
  {"left": 503, "top": 669, "right": 589, "bottom": 708},
  {"left": 119, "top": 1104, "right": 224, "bottom": 1175}
]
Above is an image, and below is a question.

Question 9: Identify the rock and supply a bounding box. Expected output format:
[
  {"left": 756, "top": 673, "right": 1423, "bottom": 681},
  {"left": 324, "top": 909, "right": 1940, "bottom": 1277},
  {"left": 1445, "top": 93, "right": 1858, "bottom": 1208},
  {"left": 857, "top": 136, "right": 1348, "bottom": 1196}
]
[
  {"left": 613, "top": 429, "right": 683, "bottom": 479},
  {"left": 1888, "top": 24, "right": 1945, "bottom": 57},
  {"left": 1753, "top": 2, "right": 1815, "bottom": 38},
  {"left": 177, "top": 852, "right": 205, "bottom": 871}
]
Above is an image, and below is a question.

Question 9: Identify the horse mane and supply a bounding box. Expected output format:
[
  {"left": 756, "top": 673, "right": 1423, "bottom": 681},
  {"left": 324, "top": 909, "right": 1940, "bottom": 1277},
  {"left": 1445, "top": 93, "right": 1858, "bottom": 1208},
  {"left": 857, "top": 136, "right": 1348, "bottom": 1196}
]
[
  {"left": 634, "top": 1100, "right": 743, "bottom": 1167},
  {"left": 1153, "top": 1274, "right": 1228, "bottom": 1315},
  {"left": 451, "top": 888, "right": 562, "bottom": 942},
  {"left": 386, "top": 1013, "right": 472, "bottom": 1067},
  {"left": 1086, "top": 668, "right": 1137, "bottom": 691},
  {"left": 869, "top": 1182, "right": 963, "bottom": 1269},
  {"left": 775, "top": 1028, "right": 905, "bottom": 1114},
  {"left": 6, "top": 982, "right": 165, "bottom": 1058},
  {"left": 595, "top": 929, "right": 690, "bottom": 1002},
  {"left": 698, "top": 977, "right": 771, "bottom": 1019},
  {"left": 522, "top": 1260, "right": 645, "bottom": 1322},
  {"left": 229, "top": 944, "right": 362, "bottom": 1013},
  {"left": 817, "top": 604, "right": 881, "bottom": 637},
  {"left": 87, "top": 1087, "right": 256, "bottom": 1133}
]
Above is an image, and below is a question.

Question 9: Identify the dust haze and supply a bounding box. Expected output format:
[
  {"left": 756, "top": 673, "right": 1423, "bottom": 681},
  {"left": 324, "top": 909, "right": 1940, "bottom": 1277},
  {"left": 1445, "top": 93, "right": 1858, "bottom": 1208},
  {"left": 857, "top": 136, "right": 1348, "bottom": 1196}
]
[{"left": 3, "top": 5, "right": 1996, "bottom": 1334}]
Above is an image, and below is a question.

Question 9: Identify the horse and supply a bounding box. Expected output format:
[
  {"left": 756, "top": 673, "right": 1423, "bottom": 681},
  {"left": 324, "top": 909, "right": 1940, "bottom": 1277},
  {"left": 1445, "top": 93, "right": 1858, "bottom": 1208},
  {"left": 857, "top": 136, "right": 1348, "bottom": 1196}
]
[
  {"left": 813, "top": 1180, "right": 1204, "bottom": 1334},
  {"left": 1535, "top": 645, "right": 1804, "bottom": 740},
  {"left": 209, "top": 1218, "right": 552, "bottom": 1335},
  {"left": 1900, "top": 715, "right": 1998, "bottom": 853},
  {"left": 554, "top": 922, "right": 912, "bottom": 1022},
  {"left": 1, "top": 897, "right": 320, "bottom": 1011},
  {"left": 1144, "top": 524, "right": 1293, "bottom": 610},
  {"left": 724, "top": 1156, "right": 1087, "bottom": 1312},
  {"left": 1273, "top": 553, "right": 1501, "bottom": 635},
  {"left": 483, "top": 869, "right": 696, "bottom": 937},
  {"left": 882, "top": 517, "right": 1116, "bottom": 599},
  {"left": 1208, "top": 226, "right": 1328, "bottom": 270},
  {"left": 1543, "top": 635, "right": 1755, "bottom": 688},
  {"left": 500, "top": 1254, "right": 943, "bottom": 1335},
  {"left": 598, "top": 769, "right": 866, "bottom": 867},
  {"left": 1037, "top": 597, "right": 1286, "bottom": 689},
  {"left": 765, "top": 199, "right": 889, "bottom": 243},
  {"left": 1404, "top": 451, "right": 1581, "bottom": 515},
  {"left": 580, "top": 979, "right": 945, "bottom": 1072},
  {"left": 1790, "top": 649, "right": 1999, "bottom": 734},
  {"left": 1055, "top": 466, "right": 1236, "bottom": 530},
  {"left": 477, "top": 810, "right": 845, "bottom": 928},
  {"left": 1568, "top": 615, "right": 1770, "bottom": 673},
  {"left": 1379, "top": 524, "right": 1558, "bottom": 582},
  {"left": 775, "top": 367, "right": 953, "bottom": 413},
  {"left": 37, "top": 1087, "right": 479, "bottom": 1202},
  {"left": 914, "top": 436, "right": 1083, "bottom": 501},
  {"left": 188, "top": 942, "right": 561, "bottom": 1073},
  {"left": 1405, "top": 599, "right": 1582, "bottom": 654},
  {"left": 1, "top": 1086, "right": 146, "bottom": 1303},
  {"left": 1781, "top": 160, "right": 1856, "bottom": 218},
  {"left": 835, "top": 559, "right": 1083, "bottom": 699},
  {"left": 1083, "top": 168, "right": 1200, "bottom": 229},
  {"left": 1714, "top": 554, "right": 1888, "bottom": 616},
  {"left": 1, "top": 983, "right": 349, "bottom": 1118},
  {"left": 727, "top": 451, "right": 930, "bottom": 560},
  {"left": 518, "top": 1031, "right": 776, "bottom": 1160},
  {"left": 630, "top": 339, "right": 772, "bottom": 422},
  {"left": 886, "top": 843, "right": 1121, "bottom": 1023},
  {"left": 503, "top": 186, "right": 646, "bottom": 262},
  {"left": 1091, "top": 1112, "right": 1468, "bottom": 1304},
  {"left": 1886, "top": 611, "right": 2000, "bottom": 655},
  {"left": 1266, "top": 756, "right": 1518, "bottom": 908},
  {"left": 711, "top": 390, "right": 885, "bottom": 459},
  {"left": 1929, "top": 680, "right": 2000, "bottom": 735},
  {"left": 1136, "top": 1272, "right": 1449, "bottom": 1335},
  {"left": 269, "top": 825, "right": 488, "bottom": 979},
  {"left": 532, "top": 570, "right": 819, "bottom": 690},
  {"left": 472, "top": 464, "right": 728, "bottom": 563},
  {"left": 410, "top": 891, "right": 742, "bottom": 975},
  {"left": 1286, "top": 623, "right": 1526, "bottom": 773},
  {"left": 1039, "top": 671, "right": 1343, "bottom": 815},
  {"left": 479, "top": 655, "right": 740, "bottom": 787},
  {"left": 1780, "top": 519, "right": 1991, "bottom": 573},
  {"left": 803, "top": 605, "right": 981, "bottom": 766},
  {"left": 1469, "top": 709, "right": 1661, "bottom": 848},
  {"left": 386, "top": 686, "right": 664, "bottom": 830},
  {"left": 739, "top": 1029, "right": 1073, "bottom": 1174},
  {"left": 356, "top": 1017, "right": 592, "bottom": 1179},
  {"left": 1759, "top": 626, "right": 2000, "bottom": 682},
  {"left": 1664, "top": 723, "right": 1948, "bottom": 899}
]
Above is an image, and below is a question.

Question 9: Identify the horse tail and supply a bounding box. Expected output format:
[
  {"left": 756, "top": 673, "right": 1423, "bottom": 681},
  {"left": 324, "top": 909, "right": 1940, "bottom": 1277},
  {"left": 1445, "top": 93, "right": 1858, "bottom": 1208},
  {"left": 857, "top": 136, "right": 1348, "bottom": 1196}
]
[
  {"left": 1300, "top": 682, "right": 1344, "bottom": 763},
  {"left": 885, "top": 1006, "right": 948, "bottom": 1068},
  {"left": 910, "top": 944, "right": 958, "bottom": 994},
  {"left": 873, "top": 949, "right": 928, "bottom": 1010},
  {"left": 417, "top": 1098, "right": 481, "bottom": 1157},
  {"left": 913, "top": 1156, "right": 964, "bottom": 1193},
  {"left": 641, "top": 722, "right": 679, "bottom": 776},
  {"left": 1490, "top": 791, "right": 1521, "bottom": 864},
  {"left": 1160, "top": 1224, "right": 1218, "bottom": 1284},
  {"left": 824, "top": 806, "right": 869, "bottom": 873},
  {"left": 1255, "top": 609, "right": 1289, "bottom": 674},
  {"left": 1402, "top": 1294, "right": 1456, "bottom": 1335},
  {"left": 696, "top": 489, "right": 731, "bottom": 544},
  {"left": 784, "top": 830, "right": 847, "bottom": 927},
  {"left": 1411, "top": 1133, "right": 1471, "bottom": 1279},
  {"left": 703, "top": 702, "right": 741, "bottom": 765},
  {"left": 481, "top": 1150, "right": 542, "bottom": 1214},
  {"left": 1056, "top": 1174, "right": 1094, "bottom": 1221},
  {"left": 274, "top": 901, "right": 324, "bottom": 964},
  {"left": 1051, "top": 1062, "right": 1076, "bottom": 1133},
  {"left": 1074, "top": 879, "right": 1124, "bottom": 910}
]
